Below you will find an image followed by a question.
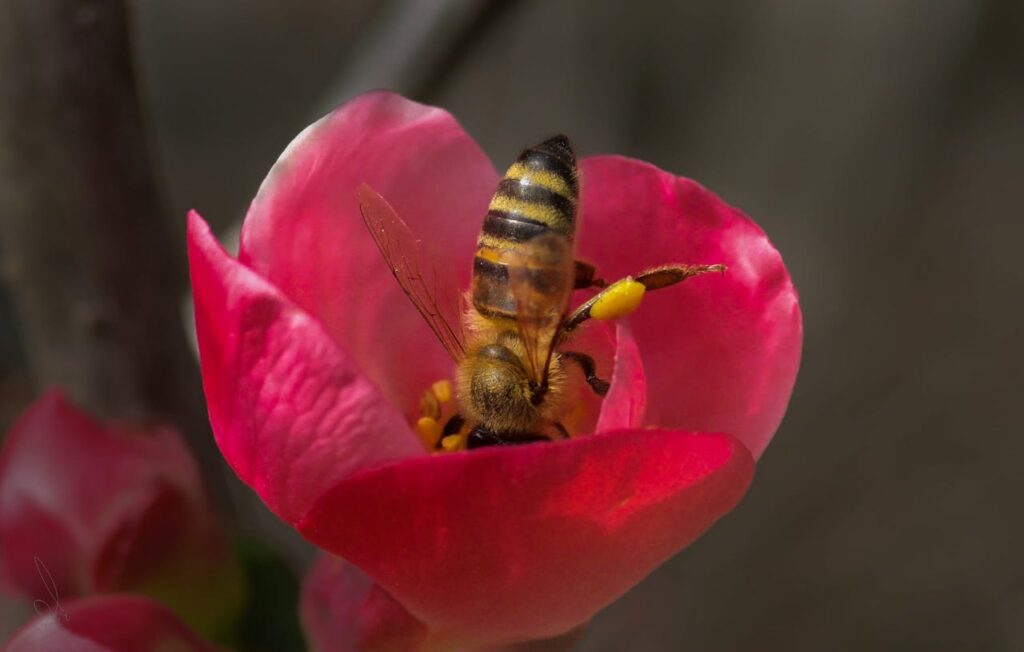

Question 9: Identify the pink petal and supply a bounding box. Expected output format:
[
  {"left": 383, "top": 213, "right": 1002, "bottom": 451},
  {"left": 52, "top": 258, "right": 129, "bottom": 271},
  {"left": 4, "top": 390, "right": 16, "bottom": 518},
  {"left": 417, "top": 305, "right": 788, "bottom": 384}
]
[
  {"left": 576, "top": 156, "right": 803, "bottom": 458},
  {"left": 239, "top": 91, "right": 499, "bottom": 414},
  {"left": 91, "top": 484, "right": 196, "bottom": 591},
  {"left": 1, "top": 595, "right": 217, "bottom": 652},
  {"left": 594, "top": 321, "right": 647, "bottom": 432},
  {"left": 188, "top": 212, "right": 423, "bottom": 525},
  {"left": 0, "top": 498, "right": 76, "bottom": 601},
  {"left": 297, "top": 429, "right": 753, "bottom": 645},
  {"left": 300, "top": 554, "right": 429, "bottom": 652},
  {"left": 0, "top": 391, "right": 205, "bottom": 598}
]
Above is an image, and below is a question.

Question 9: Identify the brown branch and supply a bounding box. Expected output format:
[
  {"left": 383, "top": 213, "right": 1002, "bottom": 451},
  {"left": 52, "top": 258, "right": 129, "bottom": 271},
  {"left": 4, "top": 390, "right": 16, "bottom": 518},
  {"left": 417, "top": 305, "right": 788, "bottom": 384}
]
[
  {"left": 317, "top": 0, "right": 514, "bottom": 111},
  {"left": 0, "top": 0, "right": 228, "bottom": 506}
]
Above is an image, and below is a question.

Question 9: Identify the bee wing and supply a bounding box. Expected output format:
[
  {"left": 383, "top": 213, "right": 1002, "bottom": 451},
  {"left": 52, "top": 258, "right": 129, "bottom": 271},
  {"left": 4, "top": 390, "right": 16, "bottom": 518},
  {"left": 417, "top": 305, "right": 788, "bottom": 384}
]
[
  {"left": 358, "top": 183, "right": 466, "bottom": 362},
  {"left": 502, "top": 233, "right": 574, "bottom": 386}
]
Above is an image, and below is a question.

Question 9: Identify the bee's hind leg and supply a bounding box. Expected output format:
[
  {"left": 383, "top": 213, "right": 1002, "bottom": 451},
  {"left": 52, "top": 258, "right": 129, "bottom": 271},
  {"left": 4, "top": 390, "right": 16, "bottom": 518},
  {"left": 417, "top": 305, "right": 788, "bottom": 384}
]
[
  {"left": 573, "top": 260, "right": 607, "bottom": 289},
  {"left": 562, "top": 263, "right": 726, "bottom": 333},
  {"left": 560, "top": 350, "right": 610, "bottom": 396}
]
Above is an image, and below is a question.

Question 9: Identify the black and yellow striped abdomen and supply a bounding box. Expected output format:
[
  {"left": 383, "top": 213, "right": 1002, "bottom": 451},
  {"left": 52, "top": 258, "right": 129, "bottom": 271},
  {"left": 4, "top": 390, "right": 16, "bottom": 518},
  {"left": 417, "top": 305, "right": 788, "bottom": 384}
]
[{"left": 471, "top": 135, "right": 578, "bottom": 320}]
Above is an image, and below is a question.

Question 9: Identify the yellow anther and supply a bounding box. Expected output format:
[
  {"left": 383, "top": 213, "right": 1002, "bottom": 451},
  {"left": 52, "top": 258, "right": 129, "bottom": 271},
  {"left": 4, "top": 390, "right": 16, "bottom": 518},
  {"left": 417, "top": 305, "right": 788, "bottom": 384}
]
[
  {"left": 441, "top": 433, "right": 467, "bottom": 452},
  {"left": 590, "top": 278, "right": 646, "bottom": 321},
  {"left": 416, "top": 416, "right": 442, "bottom": 449},
  {"left": 419, "top": 392, "right": 440, "bottom": 419},
  {"left": 431, "top": 379, "right": 453, "bottom": 404}
]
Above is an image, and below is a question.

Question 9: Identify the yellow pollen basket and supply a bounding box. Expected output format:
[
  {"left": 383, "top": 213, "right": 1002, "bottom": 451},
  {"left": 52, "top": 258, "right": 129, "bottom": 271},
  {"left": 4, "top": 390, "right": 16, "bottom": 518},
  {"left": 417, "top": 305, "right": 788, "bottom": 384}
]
[{"left": 590, "top": 278, "right": 646, "bottom": 321}]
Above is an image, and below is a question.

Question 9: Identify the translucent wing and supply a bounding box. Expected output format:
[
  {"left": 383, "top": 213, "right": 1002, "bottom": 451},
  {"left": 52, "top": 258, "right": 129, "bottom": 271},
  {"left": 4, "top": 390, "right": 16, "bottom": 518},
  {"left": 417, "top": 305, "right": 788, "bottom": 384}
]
[
  {"left": 358, "top": 183, "right": 466, "bottom": 361},
  {"left": 502, "top": 233, "right": 574, "bottom": 387}
]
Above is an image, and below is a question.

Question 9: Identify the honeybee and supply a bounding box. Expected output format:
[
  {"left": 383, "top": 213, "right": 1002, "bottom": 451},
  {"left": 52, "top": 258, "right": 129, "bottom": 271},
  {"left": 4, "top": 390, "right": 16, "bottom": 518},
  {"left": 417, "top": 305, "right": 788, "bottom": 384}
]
[{"left": 359, "top": 135, "right": 723, "bottom": 450}]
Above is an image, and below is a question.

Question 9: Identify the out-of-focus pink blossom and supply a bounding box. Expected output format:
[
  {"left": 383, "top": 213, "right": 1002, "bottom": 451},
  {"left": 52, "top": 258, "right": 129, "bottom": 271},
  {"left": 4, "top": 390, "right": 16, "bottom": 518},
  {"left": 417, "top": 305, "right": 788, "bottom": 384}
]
[
  {"left": 0, "top": 391, "right": 241, "bottom": 638},
  {"left": 301, "top": 554, "right": 429, "bottom": 652},
  {"left": 0, "top": 594, "right": 217, "bottom": 652}
]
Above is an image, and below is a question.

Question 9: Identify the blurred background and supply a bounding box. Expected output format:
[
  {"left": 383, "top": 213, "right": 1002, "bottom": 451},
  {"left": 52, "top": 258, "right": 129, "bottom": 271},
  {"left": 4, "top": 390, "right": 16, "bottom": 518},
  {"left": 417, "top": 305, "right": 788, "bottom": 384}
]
[{"left": 1, "top": 0, "right": 1022, "bottom": 650}]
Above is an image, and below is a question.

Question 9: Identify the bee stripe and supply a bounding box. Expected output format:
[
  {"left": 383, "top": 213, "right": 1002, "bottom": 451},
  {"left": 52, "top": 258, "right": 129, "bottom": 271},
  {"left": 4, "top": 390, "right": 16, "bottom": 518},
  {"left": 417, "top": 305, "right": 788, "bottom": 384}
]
[
  {"left": 520, "top": 266, "right": 568, "bottom": 296},
  {"left": 495, "top": 179, "right": 575, "bottom": 216},
  {"left": 505, "top": 163, "right": 574, "bottom": 198},
  {"left": 472, "top": 256, "right": 516, "bottom": 314},
  {"left": 482, "top": 211, "right": 551, "bottom": 243},
  {"left": 473, "top": 255, "right": 509, "bottom": 280},
  {"left": 472, "top": 135, "right": 579, "bottom": 328},
  {"left": 475, "top": 244, "right": 506, "bottom": 264},
  {"left": 478, "top": 234, "right": 530, "bottom": 254},
  {"left": 473, "top": 303, "right": 517, "bottom": 321},
  {"left": 488, "top": 196, "right": 572, "bottom": 234},
  {"left": 513, "top": 152, "right": 577, "bottom": 195},
  {"left": 535, "top": 141, "right": 574, "bottom": 167}
]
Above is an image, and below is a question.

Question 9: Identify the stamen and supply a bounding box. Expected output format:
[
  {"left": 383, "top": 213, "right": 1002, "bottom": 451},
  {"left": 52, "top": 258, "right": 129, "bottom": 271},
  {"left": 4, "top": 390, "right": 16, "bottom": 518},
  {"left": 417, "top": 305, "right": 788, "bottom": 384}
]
[
  {"left": 431, "top": 379, "right": 453, "bottom": 404},
  {"left": 416, "top": 416, "right": 442, "bottom": 449},
  {"left": 441, "top": 433, "right": 467, "bottom": 452},
  {"left": 419, "top": 379, "right": 453, "bottom": 422},
  {"left": 419, "top": 393, "right": 440, "bottom": 420},
  {"left": 416, "top": 379, "right": 459, "bottom": 452}
]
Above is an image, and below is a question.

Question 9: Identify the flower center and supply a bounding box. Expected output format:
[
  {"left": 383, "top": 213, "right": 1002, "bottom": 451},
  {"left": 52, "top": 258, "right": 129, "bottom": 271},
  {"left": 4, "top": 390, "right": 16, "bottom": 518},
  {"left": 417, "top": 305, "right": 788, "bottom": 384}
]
[{"left": 415, "top": 380, "right": 468, "bottom": 452}]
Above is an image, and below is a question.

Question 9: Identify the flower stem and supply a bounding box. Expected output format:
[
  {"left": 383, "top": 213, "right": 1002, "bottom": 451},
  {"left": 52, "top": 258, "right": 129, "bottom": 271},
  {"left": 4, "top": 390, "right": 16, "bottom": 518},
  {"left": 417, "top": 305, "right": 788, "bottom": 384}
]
[{"left": 0, "top": 0, "right": 228, "bottom": 507}]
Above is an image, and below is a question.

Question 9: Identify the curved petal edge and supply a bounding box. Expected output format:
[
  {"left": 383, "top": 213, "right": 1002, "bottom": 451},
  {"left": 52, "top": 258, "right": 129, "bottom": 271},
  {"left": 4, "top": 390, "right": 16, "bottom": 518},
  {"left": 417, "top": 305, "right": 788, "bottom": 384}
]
[
  {"left": 577, "top": 155, "right": 802, "bottom": 458},
  {"left": 1, "top": 594, "right": 217, "bottom": 652},
  {"left": 298, "top": 429, "right": 754, "bottom": 645},
  {"left": 239, "top": 90, "right": 499, "bottom": 413},
  {"left": 300, "top": 554, "right": 429, "bottom": 652},
  {"left": 187, "top": 211, "right": 423, "bottom": 526}
]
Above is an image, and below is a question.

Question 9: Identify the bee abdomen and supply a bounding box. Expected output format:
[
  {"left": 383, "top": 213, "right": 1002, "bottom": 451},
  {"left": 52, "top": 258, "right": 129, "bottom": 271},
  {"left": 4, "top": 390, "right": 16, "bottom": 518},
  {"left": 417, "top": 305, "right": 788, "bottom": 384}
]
[
  {"left": 485, "top": 135, "right": 577, "bottom": 237},
  {"left": 472, "top": 135, "right": 578, "bottom": 319},
  {"left": 472, "top": 256, "right": 516, "bottom": 319}
]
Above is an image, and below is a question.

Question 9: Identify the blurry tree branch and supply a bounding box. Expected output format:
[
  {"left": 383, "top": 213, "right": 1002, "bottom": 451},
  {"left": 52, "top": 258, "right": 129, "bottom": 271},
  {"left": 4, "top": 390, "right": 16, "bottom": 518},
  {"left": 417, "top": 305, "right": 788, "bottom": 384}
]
[
  {"left": 0, "top": 0, "right": 228, "bottom": 505},
  {"left": 318, "top": 0, "right": 513, "bottom": 111}
]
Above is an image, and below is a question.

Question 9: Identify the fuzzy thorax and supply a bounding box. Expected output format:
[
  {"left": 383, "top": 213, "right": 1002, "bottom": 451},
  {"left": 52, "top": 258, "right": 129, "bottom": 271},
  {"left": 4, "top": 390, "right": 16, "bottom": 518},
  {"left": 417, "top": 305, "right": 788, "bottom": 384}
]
[{"left": 455, "top": 322, "right": 568, "bottom": 437}]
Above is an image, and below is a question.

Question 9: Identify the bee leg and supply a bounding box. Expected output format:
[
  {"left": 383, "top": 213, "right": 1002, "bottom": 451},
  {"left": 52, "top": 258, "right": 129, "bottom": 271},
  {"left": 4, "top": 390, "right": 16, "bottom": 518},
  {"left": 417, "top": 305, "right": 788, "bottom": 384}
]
[
  {"left": 562, "top": 263, "right": 726, "bottom": 333},
  {"left": 560, "top": 350, "right": 610, "bottom": 396},
  {"left": 634, "top": 264, "right": 726, "bottom": 290},
  {"left": 573, "top": 260, "right": 607, "bottom": 289},
  {"left": 466, "top": 427, "right": 502, "bottom": 449},
  {"left": 467, "top": 427, "right": 550, "bottom": 449}
]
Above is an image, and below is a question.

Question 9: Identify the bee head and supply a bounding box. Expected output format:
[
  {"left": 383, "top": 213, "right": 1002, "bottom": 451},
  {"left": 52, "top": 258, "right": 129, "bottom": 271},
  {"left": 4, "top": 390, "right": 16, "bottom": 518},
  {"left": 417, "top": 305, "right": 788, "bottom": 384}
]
[{"left": 465, "top": 343, "right": 538, "bottom": 433}]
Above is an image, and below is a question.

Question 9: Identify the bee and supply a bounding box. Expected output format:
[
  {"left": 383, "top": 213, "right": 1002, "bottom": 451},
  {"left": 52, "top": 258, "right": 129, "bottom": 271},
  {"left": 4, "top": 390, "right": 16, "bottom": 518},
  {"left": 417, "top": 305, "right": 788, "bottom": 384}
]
[{"left": 359, "top": 135, "right": 723, "bottom": 450}]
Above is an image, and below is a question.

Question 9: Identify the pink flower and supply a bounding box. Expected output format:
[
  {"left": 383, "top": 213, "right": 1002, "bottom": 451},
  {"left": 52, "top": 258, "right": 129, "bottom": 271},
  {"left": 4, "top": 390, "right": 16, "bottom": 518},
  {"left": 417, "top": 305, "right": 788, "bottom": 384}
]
[
  {"left": 188, "top": 91, "right": 801, "bottom": 647},
  {"left": 0, "top": 391, "right": 241, "bottom": 639},
  {"left": 1, "top": 594, "right": 217, "bottom": 652},
  {"left": 300, "top": 554, "right": 429, "bottom": 652}
]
